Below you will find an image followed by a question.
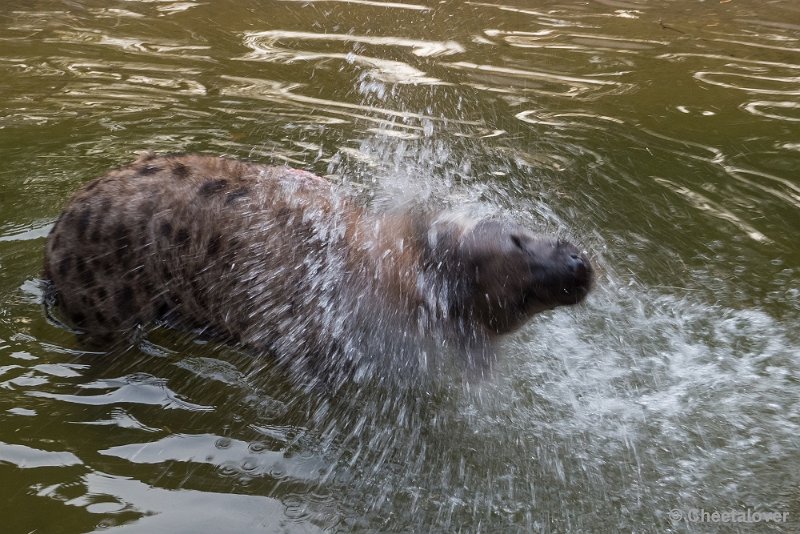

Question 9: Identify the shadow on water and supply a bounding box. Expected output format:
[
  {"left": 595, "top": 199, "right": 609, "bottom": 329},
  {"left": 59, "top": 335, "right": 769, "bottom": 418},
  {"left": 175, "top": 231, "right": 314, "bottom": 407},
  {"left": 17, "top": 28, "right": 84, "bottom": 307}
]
[{"left": 1, "top": 0, "right": 799, "bottom": 532}]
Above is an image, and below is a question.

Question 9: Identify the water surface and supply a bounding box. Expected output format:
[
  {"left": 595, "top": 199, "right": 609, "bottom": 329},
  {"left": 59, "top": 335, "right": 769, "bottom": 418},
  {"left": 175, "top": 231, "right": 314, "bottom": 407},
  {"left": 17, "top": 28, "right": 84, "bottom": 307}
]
[{"left": 1, "top": 0, "right": 799, "bottom": 532}]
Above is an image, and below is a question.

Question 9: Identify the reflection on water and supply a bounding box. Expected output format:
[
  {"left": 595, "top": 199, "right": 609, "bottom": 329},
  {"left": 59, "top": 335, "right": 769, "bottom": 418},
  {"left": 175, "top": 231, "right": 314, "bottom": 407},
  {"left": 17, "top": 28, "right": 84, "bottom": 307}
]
[{"left": 1, "top": 0, "right": 799, "bottom": 532}]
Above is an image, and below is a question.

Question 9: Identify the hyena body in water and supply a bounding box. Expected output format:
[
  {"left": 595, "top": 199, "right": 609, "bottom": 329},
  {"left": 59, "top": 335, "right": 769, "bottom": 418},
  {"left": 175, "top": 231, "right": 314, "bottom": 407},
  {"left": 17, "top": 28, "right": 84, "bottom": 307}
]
[{"left": 44, "top": 153, "right": 593, "bottom": 385}]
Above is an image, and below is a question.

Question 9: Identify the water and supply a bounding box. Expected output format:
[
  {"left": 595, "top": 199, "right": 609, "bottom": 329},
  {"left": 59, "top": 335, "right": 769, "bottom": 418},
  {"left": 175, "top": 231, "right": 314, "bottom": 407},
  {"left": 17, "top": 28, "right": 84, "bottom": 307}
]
[{"left": 1, "top": 0, "right": 799, "bottom": 532}]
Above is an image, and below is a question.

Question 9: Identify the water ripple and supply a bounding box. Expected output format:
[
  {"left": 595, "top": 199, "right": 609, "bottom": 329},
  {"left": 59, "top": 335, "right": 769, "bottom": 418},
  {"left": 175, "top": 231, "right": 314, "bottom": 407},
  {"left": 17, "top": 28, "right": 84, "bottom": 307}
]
[
  {"left": 0, "top": 441, "right": 82, "bottom": 468},
  {"left": 279, "top": 0, "right": 431, "bottom": 10},
  {"left": 100, "top": 433, "right": 330, "bottom": 483},
  {"left": 657, "top": 52, "right": 800, "bottom": 71},
  {"left": 466, "top": 2, "right": 593, "bottom": 27},
  {"left": 240, "top": 31, "right": 455, "bottom": 85},
  {"left": 444, "top": 61, "right": 630, "bottom": 98},
  {"left": 75, "top": 408, "right": 159, "bottom": 432},
  {"left": 244, "top": 30, "right": 464, "bottom": 58},
  {"left": 485, "top": 28, "right": 667, "bottom": 51},
  {"left": 156, "top": 1, "right": 205, "bottom": 15},
  {"left": 65, "top": 473, "right": 324, "bottom": 533},
  {"left": 653, "top": 177, "right": 769, "bottom": 243},
  {"left": 695, "top": 71, "right": 800, "bottom": 96},
  {"left": 28, "top": 374, "right": 213, "bottom": 411},
  {"left": 0, "top": 221, "right": 52, "bottom": 242},
  {"left": 220, "top": 75, "right": 480, "bottom": 125},
  {"left": 742, "top": 100, "right": 800, "bottom": 122},
  {"left": 45, "top": 31, "right": 212, "bottom": 60}
]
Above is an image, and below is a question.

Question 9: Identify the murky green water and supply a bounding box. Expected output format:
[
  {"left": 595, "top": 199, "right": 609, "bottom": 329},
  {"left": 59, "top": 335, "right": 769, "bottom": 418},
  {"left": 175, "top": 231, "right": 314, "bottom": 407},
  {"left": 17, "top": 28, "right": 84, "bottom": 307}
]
[{"left": 1, "top": 0, "right": 799, "bottom": 532}]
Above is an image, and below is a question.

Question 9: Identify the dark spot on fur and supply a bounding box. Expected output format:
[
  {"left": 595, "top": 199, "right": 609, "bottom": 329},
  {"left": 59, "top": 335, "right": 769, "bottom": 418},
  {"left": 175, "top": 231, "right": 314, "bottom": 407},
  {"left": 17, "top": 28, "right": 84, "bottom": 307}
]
[
  {"left": 156, "top": 301, "right": 171, "bottom": 318},
  {"left": 85, "top": 180, "right": 100, "bottom": 192},
  {"left": 199, "top": 179, "right": 228, "bottom": 196},
  {"left": 76, "top": 208, "right": 92, "bottom": 240},
  {"left": 94, "top": 312, "right": 107, "bottom": 326},
  {"left": 161, "top": 265, "right": 173, "bottom": 282},
  {"left": 79, "top": 266, "right": 95, "bottom": 287},
  {"left": 207, "top": 234, "right": 222, "bottom": 257},
  {"left": 71, "top": 312, "right": 86, "bottom": 326},
  {"left": 64, "top": 209, "right": 77, "bottom": 225},
  {"left": 138, "top": 201, "right": 156, "bottom": 225},
  {"left": 139, "top": 164, "right": 162, "bottom": 176},
  {"left": 172, "top": 163, "right": 190, "bottom": 179},
  {"left": 236, "top": 318, "right": 249, "bottom": 335},
  {"left": 100, "top": 198, "right": 112, "bottom": 218},
  {"left": 113, "top": 224, "right": 132, "bottom": 264},
  {"left": 225, "top": 187, "right": 250, "bottom": 205},
  {"left": 52, "top": 234, "right": 62, "bottom": 250},
  {"left": 190, "top": 279, "right": 208, "bottom": 307},
  {"left": 74, "top": 256, "right": 96, "bottom": 286},
  {"left": 58, "top": 256, "right": 72, "bottom": 277},
  {"left": 113, "top": 223, "right": 130, "bottom": 243},
  {"left": 159, "top": 221, "right": 173, "bottom": 239},
  {"left": 116, "top": 251, "right": 129, "bottom": 267},
  {"left": 90, "top": 228, "right": 102, "bottom": 243},
  {"left": 116, "top": 285, "right": 135, "bottom": 317},
  {"left": 103, "top": 260, "right": 114, "bottom": 276},
  {"left": 175, "top": 228, "right": 190, "bottom": 247},
  {"left": 96, "top": 287, "right": 108, "bottom": 300},
  {"left": 274, "top": 207, "right": 295, "bottom": 227}
]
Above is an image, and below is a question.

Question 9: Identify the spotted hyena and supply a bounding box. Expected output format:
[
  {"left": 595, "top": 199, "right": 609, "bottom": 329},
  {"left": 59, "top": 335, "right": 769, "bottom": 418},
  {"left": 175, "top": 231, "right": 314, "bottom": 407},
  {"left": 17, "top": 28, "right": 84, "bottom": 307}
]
[{"left": 44, "top": 152, "right": 592, "bottom": 381}]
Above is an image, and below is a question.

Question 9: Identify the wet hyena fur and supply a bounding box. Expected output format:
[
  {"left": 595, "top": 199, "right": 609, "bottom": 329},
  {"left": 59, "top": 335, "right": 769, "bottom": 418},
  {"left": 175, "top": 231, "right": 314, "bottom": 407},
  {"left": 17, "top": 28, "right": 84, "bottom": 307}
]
[{"left": 44, "top": 152, "right": 593, "bottom": 385}]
